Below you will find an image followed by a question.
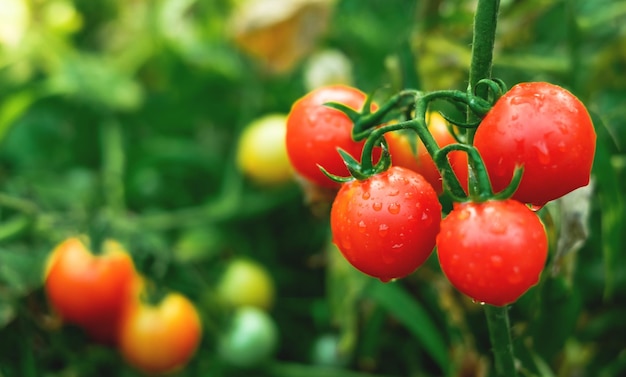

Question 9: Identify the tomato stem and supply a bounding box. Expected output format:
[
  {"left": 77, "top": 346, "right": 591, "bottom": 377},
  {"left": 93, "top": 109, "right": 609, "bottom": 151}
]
[
  {"left": 100, "top": 118, "right": 127, "bottom": 216},
  {"left": 484, "top": 305, "right": 518, "bottom": 377},
  {"left": 468, "top": 1, "right": 518, "bottom": 376},
  {"left": 467, "top": 0, "right": 501, "bottom": 144}
]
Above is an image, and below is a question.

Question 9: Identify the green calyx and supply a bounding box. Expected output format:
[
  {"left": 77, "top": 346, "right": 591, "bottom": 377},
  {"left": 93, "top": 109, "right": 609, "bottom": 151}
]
[{"left": 435, "top": 143, "right": 524, "bottom": 203}]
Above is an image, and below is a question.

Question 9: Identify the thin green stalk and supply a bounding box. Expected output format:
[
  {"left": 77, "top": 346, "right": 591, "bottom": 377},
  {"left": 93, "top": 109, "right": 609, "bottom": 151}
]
[
  {"left": 467, "top": 0, "right": 501, "bottom": 144},
  {"left": 100, "top": 118, "right": 126, "bottom": 215},
  {"left": 485, "top": 306, "right": 517, "bottom": 377},
  {"left": 468, "top": 1, "right": 517, "bottom": 376}
]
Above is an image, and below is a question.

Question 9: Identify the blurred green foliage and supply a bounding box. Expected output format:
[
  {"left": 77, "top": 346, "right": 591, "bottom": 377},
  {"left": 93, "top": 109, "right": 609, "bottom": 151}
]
[{"left": 0, "top": 0, "right": 625, "bottom": 376}]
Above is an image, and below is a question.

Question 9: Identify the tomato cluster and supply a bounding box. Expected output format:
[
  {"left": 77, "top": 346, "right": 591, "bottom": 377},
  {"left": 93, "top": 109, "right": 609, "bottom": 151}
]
[
  {"left": 44, "top": 237, "right": 202, "bottom": 374},
  {"left": 285, "top": 83, "right": 595, "bottom": 306}
]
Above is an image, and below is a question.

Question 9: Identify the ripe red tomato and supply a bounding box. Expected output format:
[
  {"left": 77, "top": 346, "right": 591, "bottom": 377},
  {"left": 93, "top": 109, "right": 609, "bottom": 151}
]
[
  {"left": 118, "top": 286, "right": 202, "bottom": 375},
  {"left": 385, "top": 112, "right": 456, "bottom": 194},
  {"left": 44, "top": 237, "right": 136, "bottom": 344},
  {"left": 473, "top": 82, "right": 596, "bottom": 205},
  {"left": 330, "top": 166, "right": 442, "bottom": 282},
  {"left": 436, "top": 199, "right": 548, "bottom": 306},
  {"left": 285, "top": 85, "right": 381, "bottom": 188}
]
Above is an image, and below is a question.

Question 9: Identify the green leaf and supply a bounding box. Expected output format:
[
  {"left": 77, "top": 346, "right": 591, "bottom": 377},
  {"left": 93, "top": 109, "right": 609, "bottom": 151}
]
[
  {"left": 0, "top": 247, "right": 46, "bottom": 296},
  {"left": 0, "top": 90, "right": 36, "bottom": 144},
  {"left": 589, "top": 112, "right": 625, "bottom": 299},
  {"left": 362, "top": 280, "right": 449, "bottom": 373}
]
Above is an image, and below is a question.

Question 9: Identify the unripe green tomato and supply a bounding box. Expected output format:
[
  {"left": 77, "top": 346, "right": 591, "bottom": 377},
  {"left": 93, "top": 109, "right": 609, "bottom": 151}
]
[
  {"left": 310, "top": 333, "right": 350, "bottom": 368},
  {"left": 218, "top": 306, "right": 278, "bottom": 368},
  {"left": 216, "top": 258, "right": 275, "bottom": 311},
  {"left": 236, "top": 114, "right": 293, "bottom": 186}
]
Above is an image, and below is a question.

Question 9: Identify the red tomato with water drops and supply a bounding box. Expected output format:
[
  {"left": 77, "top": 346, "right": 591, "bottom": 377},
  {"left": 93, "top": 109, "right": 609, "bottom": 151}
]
[
  {"left": 436, "top": 199, "right": 548, "bottom": 306},
  {"left": 330, "top": 166, "right": 442, "bottom": 282},
  {"left": 285, "top": 85, "right": 381, "bottom": 188},
  {"left": 473, "top": 82, "right": 596, "bottom": 206}
]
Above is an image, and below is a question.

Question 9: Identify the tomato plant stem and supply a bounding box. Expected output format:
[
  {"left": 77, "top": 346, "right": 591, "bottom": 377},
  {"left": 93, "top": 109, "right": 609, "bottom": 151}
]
[
  {"left": 468, "top": 1, "right": 518, "bottom": 375},
  {"left": 100, "top": 118, "right": 126, "bottom": 215},
  {"left": 484, "top": 305, "right": 518, "bottom": 377},
  {"left": 467, "top": 0, "right": 500, "bottom": 144}
]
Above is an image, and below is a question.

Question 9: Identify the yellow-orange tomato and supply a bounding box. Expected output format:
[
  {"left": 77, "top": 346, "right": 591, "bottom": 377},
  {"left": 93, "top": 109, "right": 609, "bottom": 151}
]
[
  {"left": 117, "top": 290, "right": 202, "bottom": 375},
  {"left": 216, "top": 258, "right": 275, "bottom": 311},
  {"left": 385, "top": 112, "right": 456, "bottom": 194},
  {"left": 44, "top": 237, "right": 136, "bottom": 344},
  {"left": 236, "top": 114, "right": 294, "bottom": 186}
]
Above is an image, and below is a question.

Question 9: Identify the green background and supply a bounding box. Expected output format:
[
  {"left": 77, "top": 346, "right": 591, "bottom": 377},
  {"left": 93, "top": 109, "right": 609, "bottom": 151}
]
[{"left": 0, "top": 0, "right": 624, "bottom": 376}]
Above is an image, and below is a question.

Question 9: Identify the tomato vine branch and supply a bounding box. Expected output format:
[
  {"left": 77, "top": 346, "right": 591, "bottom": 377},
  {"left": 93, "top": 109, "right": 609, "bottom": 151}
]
[{"left": 467, "top": 1, "right": 519, "bottom": 377}]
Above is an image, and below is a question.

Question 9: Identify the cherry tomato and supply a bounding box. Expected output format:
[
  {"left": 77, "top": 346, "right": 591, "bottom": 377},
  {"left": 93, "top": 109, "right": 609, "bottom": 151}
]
[
  {"left": 218, "top": 306, "right": 278, "bottom": 368},
  {"left": 473, "top": 82, "right": 596, "bottom": 206},
  {"left": 216, "top": 258, "right": 275, "bottom": 311},
  {"left": 330, "top": 166, "right": 442, "bottom": 282},
  {"left": 436, "top": 199, "right": 548, "bottom": 306},
  {"left": 285, "top": 85, "right": 381, "bottom": 188},
  {"left": 118, "top": 287, "right": 202, "bottom": 375},
  {"left": 236, "top": 113, "right": 294, "bottom": 186},
  {"left": 385, "top": 112, "right": 456, "bottom": 194},
  {"left": 44, "top": 237, "right": 136, "bottom": 344}
]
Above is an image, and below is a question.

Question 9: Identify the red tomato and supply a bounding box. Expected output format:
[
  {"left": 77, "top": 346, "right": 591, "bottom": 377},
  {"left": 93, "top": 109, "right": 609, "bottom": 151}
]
[
  {"left": 385, "top": 112, "right": 456, "bottom": 194},
  {"left": 330, "top": 166, "right": 442, "bottom": 282},
  {"left": 436, "top": 199, "right": 548, "bottom": 306},
  {"left": 473, "top": 82, "right": 596, "bottom": 205},
  {"left": 44, "top": 237, "right": 136, "bottom": 344},
  {"left": 118, "top": 287, "right": 202, "bottom": 375},
  {"left": 285, "top": 85, "right": 381, "bottom": 188}
]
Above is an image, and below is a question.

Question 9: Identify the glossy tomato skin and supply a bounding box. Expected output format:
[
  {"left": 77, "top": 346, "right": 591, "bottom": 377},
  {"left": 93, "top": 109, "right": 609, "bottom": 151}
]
[
  {"left": 118, "top": 289, "right": 202, "bottom": 375},
  {"left": 44, "top": 237, "right": 136, "bottom": 344},
  {"left": 385, "top": 112, "right": 456, "bottom": 194},
  {"left": 330, "top": 166, "right": 442, "bottom": 282},
  {"left": 286, "top": 85, "right": 380, "bottom": 188},
  {"left": 436, "top": 199, "right": 548, "bottom": 306},
  {"left": 473, "top": 82, "right": 596, "bottom": 205}
]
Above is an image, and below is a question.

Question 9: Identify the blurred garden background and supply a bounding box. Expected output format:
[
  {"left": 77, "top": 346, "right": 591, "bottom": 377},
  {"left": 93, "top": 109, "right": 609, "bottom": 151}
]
[{"left": 0, "top": 0, "right": 625, "bottom": 376}]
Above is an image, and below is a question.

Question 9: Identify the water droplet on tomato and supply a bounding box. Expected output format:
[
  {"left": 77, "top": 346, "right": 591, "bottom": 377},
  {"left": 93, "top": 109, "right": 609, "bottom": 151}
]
[
  {"left": 372, "top": 202, "right": 383, "bottom": 211},
  {"left": 534, "top": 141, "right": 551, "bottom": 165},
  {"left": 471, "top": 299, "right": 486, "bottom": 306},
  {"left": 388, "top": 203, "right": 400, "bottom": 214},
  {"left": 509, "top": 95, "right": 527, "bottom": 105},
  {"left": 490, "top": 255, "right": 503, "bottom": 267},
  {"left": 362, "top": 191, "right": 371, "bottom": 200},
  {"left": 378, "top": 224, "right": 389, "bottom": 237},
  {"left": 508, "top": 266, "right": 523, "bottom": 284},
  {"left": 391, "top": 243, "right": 403, "bottom": 250},
  {"left": 388, "top": 188, "right": 399, "bottom": 196},
  {"left": 420, "top": 212, "right": 432, "bottom": 226},
  {"left": 490, "top": 220, "right": 507, "bottom": 234},
  {"left": 529, "top": 203, "right": 545, "bottom": 212},
  {"left": 357, "top": 220, "right": 367, "bottom": 233},
  {"left": 511, "top": 113, "right": 519, "bottom": 121},
  {"left": 404, "top": 191, "right": 413, "bottom": 199}
]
